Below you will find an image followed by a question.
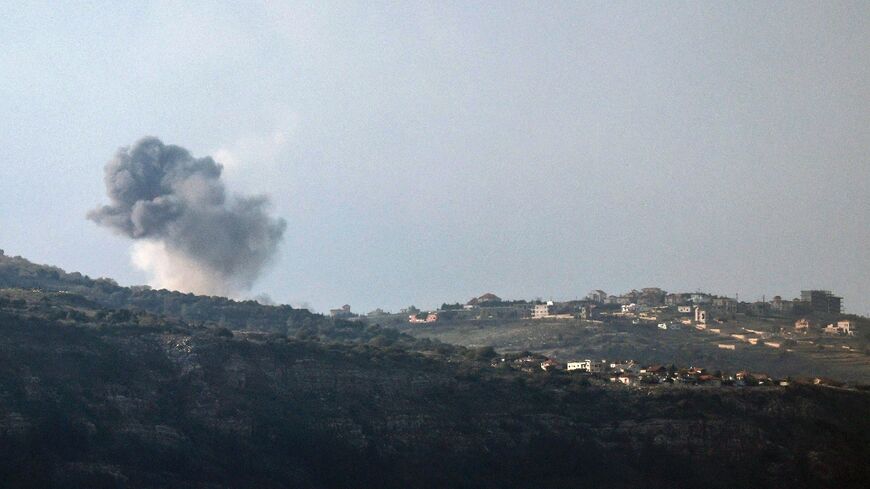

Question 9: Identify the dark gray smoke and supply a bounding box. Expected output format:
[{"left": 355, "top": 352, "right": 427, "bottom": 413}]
[{"left": 88, "top": 137, "right": 287, "bottom": 296}]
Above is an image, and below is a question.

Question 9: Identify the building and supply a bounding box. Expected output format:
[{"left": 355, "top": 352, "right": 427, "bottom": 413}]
[
  {"left": 613, "top": 373, "right": 639, "bottom": 386},
  {"left": 677, "top": 305, "right": 693, "bottom": 313},
  {"left": 567, "top": 359, "right": 604, "bottom": 373},
  {"left": 577, "top": 304, "right": 594, "bottom": 320},
  {"left": 800, "top": 290, "right": 842, "bottom": 314},
  {"left": 838, "top": 320, "right": 856, "bottom": 335},
  {"left": 794, "top": 318, "right": 814, "bottom": 333},
  {"left": 409, "top": 312, "right": 438, "bottom": 324},
  {"left": 367, "top": 308, "right": 388, "bottom": 317},
  {"left": 712, "top": 297, "right": 737, "bottom": 315},
  {"left": 609, "top": 360, "right": 637, "bottom": 373},
  {"left": 329, "top": 304, "right": 355, "bottom": 319},
  {"left": 694, "top": 306, "right": 708, "bottom": 325},
  {"left": 540, "top": 359, "right": 562, "bottom": 371},
  {"left": 691, "top": 293, "right": 712, "bottom": 304},
  {"left": 639, "top": 288, "right": 666, "bottom": 306},
  {"left": 823, "top": 320, "right": 855, "bottom": 336},
  {"left": 771, "top": 296, "right": 796, "bottom": 315},
  {"left": 587, "top": 290, "right": 608, "bottom": 303},
  {"left": 532, "top": 304, "right": 551, "bottom": 319},
  {"left": 466, "top": 292, "right": 502, "bottom": 307}
]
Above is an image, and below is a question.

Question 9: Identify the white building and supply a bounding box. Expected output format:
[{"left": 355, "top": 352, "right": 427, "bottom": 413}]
[
  {"left": 567, "top": 359, "right": 605, "bottom": 373},
  {"left": 694, "top": 306, "right": 708, "bottom": 324},
  {"left": 824, "top": 320, "right": 856, "bottom": 336},
  {"left": 532, "top": 304, "right": 551, "bottom": 319}
]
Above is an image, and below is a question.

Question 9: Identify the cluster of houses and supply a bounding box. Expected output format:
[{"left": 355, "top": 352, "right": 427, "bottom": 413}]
[
  {"left": 331, "top": 290, "right": 858, "bottom": 343},
  {"left": 493, "top": 355, "right": 804, "bottom": 388},
  {"left": 795, "top": 318, "right": 856, "bottom": 336},
  {"left": 587, "top": 288, "right": 841, "bottom": 316}
]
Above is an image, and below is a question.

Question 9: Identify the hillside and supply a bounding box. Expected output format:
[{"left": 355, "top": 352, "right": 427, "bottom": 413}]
[
  {"left": 397, "top": 317, "right": 870, "bottom": 383},
  {"left": 1, "top": 253, "right": 870, "bottom": 487}
]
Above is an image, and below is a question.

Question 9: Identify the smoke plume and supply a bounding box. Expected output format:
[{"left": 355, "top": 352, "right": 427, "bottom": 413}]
[{"left": 88, "top": 137, "right": 287, "bottom": 297}]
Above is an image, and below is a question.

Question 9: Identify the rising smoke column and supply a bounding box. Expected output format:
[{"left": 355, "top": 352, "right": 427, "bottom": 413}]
[{"left": 88, "top": 137, "right": 287, "bottom": 297}]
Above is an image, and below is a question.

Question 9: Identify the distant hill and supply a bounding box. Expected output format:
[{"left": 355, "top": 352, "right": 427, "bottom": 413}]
[
  {"left": 0, "top": 251, "right": 316, "bottom": 331},
  {"left": 0, "top": 252, "right": 426, "bottom": 348},
  {"left": 1, "top": 252, "right": 870, "bottom": 487}
]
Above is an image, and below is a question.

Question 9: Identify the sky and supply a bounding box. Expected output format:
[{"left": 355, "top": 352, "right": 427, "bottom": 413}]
[{"left": 1, "top": 1, "right": 868, "bottom": 315}]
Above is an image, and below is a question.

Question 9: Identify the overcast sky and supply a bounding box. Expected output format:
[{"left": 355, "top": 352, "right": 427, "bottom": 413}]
[{"left": 1, "top": 1, "right": 868, "bottom": 314}]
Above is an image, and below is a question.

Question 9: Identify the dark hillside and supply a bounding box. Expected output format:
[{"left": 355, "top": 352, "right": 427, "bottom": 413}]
[{"left": 0, "top": 286, "right": 869, "bottom": 488}]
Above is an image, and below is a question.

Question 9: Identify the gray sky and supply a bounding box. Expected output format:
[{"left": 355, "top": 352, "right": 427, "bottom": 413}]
[{"left": 1, "top": 1, "right": 868, "bottom": 314}]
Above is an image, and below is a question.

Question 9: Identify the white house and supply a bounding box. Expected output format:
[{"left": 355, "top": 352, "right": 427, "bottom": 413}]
[
  {"left": 694, "top": 306, "right": 708, "bottom": 324},
  {"left": 568, "top": 359, "right": 604, "bottom": 373},
  {"left": 824, "top": 320, "right": 856, "bottom": 336},
  {"left": 532, "top": 304, "right": 551, "bottom": 319}
]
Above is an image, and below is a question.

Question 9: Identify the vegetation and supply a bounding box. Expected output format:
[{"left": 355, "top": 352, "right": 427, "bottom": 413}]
[{"left": 1, "top": 252, "right": 870, "bottom": 487}]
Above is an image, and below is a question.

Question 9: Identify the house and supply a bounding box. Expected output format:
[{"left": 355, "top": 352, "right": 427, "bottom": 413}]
[
  {"left": 614, "top": 373, "right": 639, "bottom": 386},
  {"left": 677, "top": 305, "right": 692, "bottom": 314},
  {"left": 329, "top": 304, "right": 356, "bottom": 319},
  {"left": 718, "top": 344, "right": 736, "bottom": 350},
  {"left": 639, "top": 288, "right": 666, "bottom": 306},
  {"left": 466, "top": 293, "right": 502, "bottom": 307},
  {"left": 691, "top": 293, "right": 712, "bottom": 304},
  {"left": 609, "top": 360, "right": 637, "bottom": 373},
  {"left": 568, "top": 359, "right": 605, "bottom": 373},
  {"left": 771, "top": 296, "right": 796, "bottom": 315},
  {"left": 712, "top": 297, "right": 738, "bottom": 315},
  {"left": 642, "top": 365, "right": 667, "bottom": 376},
  {"left": 735, "top": 371, "right": 770, "bottom": 385},
  {"left": 697, "top": 374, "right": 722, "bottom": 387},
  {"left": 409, "top": 312, "right": 438, "bottom": 324},
  {"left": 587, "top": 290, "right": 608, "bottom": 303},
  {"left": 532, "top": 303, "right": 551, "bottom": 319},
  {"left": 694, "top": 306, "right": 708, "bottom": 325},
  {"left": 621, "top": 303, "right": 638, "bottom": 314},
  {"left": 837, "top": 320, "right": 856, "bottom": 336},
  {"left": 540, "top": 359, "right": 562, "bottom": 371},
  {"left": 367, "top": 308, "right": 388, "bottom": 317},
  {"left": 794, "top": 318, "right": 814, "bottom": 333},
  {"left": 823, "top": 320, "right": 855, "bottom": 336}
]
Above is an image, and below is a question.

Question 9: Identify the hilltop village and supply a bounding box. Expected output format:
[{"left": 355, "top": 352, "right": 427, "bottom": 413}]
[
  {"left": 331, "top": 287, "right": 857, "bottom": 338},
  {"left": 330, "top": 288, "right": 867, "bottom": 388}
]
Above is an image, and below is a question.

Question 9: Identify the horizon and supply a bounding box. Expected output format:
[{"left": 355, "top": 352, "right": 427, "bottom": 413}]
[
  {"left": 1, "top": 2, "right": 868, "bottom": 315},
  {"left": 0, "top": 247, "right": 859, "bottom": 318}
]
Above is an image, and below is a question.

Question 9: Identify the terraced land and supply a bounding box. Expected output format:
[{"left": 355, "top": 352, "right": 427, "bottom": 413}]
[{"left": 399, "top": 318, "right": 870, "bottom": 383}]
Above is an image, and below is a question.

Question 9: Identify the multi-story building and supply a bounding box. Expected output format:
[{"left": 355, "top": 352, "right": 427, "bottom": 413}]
[
  {"left": 712, "top": 296, "right": 738, "bottom": 315},
  {"left": 587, "top": 290, "right": 608, "bottom": 303},
  {"left": 800, "top": 290, "right": 842, "bottom": 314},
  {"left": 532, "top": 303, "right": 551, "bottom": 319}
]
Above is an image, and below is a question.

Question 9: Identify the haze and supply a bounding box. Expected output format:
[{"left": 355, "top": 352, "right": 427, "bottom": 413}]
[{"left": 1, "top": 1, "right": 868, "bottom": 314}]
